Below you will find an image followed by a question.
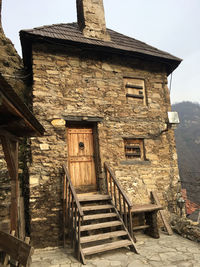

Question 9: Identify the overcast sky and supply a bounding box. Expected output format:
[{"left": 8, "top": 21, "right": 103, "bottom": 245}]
[{"left": 2, "top": 0, "right": 200, "bottom": 104}]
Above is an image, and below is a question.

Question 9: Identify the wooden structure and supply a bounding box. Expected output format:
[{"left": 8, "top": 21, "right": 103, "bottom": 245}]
[
  {"left": 67, "top": 127, "right": 97, "bottom": 192},
  {"left": 0, "top": 230, "right": 34, "bottom": 267},
  {"left": 63, "top": 164, "right": 137, "bottom": 264},
  {"left": 0, "top": 74, "right": 44, "bottom": 234}
]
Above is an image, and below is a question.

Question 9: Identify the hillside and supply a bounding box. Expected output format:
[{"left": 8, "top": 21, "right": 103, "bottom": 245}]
[{"left": 172, "top": 102, "right": 200, "bottom": 205}]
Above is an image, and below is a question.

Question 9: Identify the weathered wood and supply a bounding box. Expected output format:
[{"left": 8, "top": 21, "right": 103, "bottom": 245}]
[
  {"left": 83, "top": 212, "right": 117, "bottom": 221},
  {"left": 67, "top": 127, "right": 97, "bottom": 189},
  {"left": 81, "top": 204, "right": 113, "bottom": 211},
  {"left": 80, "top": 221, "right": 122, "bottom": 231},
  {"left": 133, "top": 225, "right": 150, "bottom": 231},
  {"left": 104, "top": 162, "right": 135, "bottom": 244},
  {"left": 144, "top": 211, "right": 160, "bottom": 238},
  {"left": 151, "top": 191, "right": 173, "bottom": 235},
  {"left": 78, "top": 194, "right": 111, "bottom": 202},
  {"left": 131, "top": 204, "right": 163, "bottom": 213},
  {"left": 80, "top": 230, "right": 127, "bottom": 243},
  {"left": 112, "top": 202, "right": 137, "bottom": 246},
  {"left": 63, "top": 165, "right": 84, "bottom": 217},
  {"left": 18, "top": 197, "right": 25, "bottom": 240},
  {"left": 125, "top": 84, "right": 143, "bottom": 89},
  {"left": 0, "top": 231, "right": 34, "bottom": 267},
  {"left": 1, "top": 137, "right": 18, "bottom": 181},
  {"left": 104, "top": 162, "right": 132, "bottom": 207},
  {"left": 82, "top": 239, "right": 132, "bottom": 256},
  {"left": 126, "top": 93, "right": 144, "bottom": 99}
]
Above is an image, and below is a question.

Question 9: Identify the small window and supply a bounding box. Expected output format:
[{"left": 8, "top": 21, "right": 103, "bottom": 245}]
[
  {"left": 124, "top": 138, "right": 145, "bottom": 160},
  {"left": 124, "top": 78, "right": 146, "bottom": 105}
]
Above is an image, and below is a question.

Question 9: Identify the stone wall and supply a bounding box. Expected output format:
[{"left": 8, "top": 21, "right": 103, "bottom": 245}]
[
  {"left": 171, "top": 213, "right": 200, "bottom": 242},
  {"left": 28, "top": 43, "right": 179, "bottom": 247}
]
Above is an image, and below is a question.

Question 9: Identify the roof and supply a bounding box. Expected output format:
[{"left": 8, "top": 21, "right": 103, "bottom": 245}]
[
  {"left": 20, "top": 23, "right": 182, "bottom": 74},
  {"left": 0, "top": 74, "right": 45, "bottom": 137}
]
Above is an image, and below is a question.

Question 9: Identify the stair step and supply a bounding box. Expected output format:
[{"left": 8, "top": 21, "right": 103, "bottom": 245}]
[
  {"left": 84, "top": 213, "right": 117, "bottom": 221},
  {"left": 80, "top": 220, "right": 122, "bottom": 231},
  {"left": 82, "top": 239, "right": 132, "bottom": 256},
  {"left": 82, "top": 204, "right": 113, "bottom": 211},
  {"left": 78, "top": 194, "right": 111, "bottom": 202},
  {"left": 133, "top": 225, "right": 150, "bottom": 231},
  {"left": 80, "top": 230, "right": 127, "bottom": 243}
]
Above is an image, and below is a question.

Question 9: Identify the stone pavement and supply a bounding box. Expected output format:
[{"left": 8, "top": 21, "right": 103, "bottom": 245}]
[{"left": 31, "top": 233, "right": 200, "bottom": 267}]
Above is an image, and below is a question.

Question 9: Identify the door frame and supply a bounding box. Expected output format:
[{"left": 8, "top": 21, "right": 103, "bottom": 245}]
[{"left": 66, "top": 121, "right": 101, "bottom": 191}]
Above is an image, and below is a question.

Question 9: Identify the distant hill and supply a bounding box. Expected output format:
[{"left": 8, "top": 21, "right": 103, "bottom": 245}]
[{"left": 172, "top": 102, "right": 200, "bottom": 205}]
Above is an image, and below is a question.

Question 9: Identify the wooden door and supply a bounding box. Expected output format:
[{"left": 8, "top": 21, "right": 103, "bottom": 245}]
[{"left": 67, "top": 127, "right": 97, "bottom": 191}]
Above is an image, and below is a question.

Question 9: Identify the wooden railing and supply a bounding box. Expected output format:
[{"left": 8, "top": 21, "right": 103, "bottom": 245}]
[
  {"left": 63, "top": 165, "right": 84, "bottom": 262},
  {"left": 104, "top": 162, "right": 133, "bottom": 239}
]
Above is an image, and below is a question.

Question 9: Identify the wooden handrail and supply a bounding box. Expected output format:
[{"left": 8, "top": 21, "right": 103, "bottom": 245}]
[
  {"left": 104, "top": 162, "right": 135, "bottom": 241},
  {"left": 104, "top": 162, "right": 132, "bottom": 208},
  {"left": 63, "top": 164, "right": 85, "bottom": 263},
  {"left": 63, "top": 165, "right": 84, "bottom": 217}
]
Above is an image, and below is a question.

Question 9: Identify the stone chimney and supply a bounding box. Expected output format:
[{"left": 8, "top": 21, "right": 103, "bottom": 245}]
[{"left": 76, "top": 0, "right": 111, "bottom": 41}]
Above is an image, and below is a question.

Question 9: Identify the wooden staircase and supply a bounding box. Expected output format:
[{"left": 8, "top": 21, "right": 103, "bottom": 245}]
[
  {"left": 78, "top": 194, "right": 136, "bottom": 260},
  {"left": 63, "top": 164, "right": 137, "bottom": 264}
]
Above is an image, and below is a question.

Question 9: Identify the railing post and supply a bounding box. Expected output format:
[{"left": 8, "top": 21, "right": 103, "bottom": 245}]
[
  {"left": 77, "top": 215, "right": 81, "bottom": 261},
  {"left": 119, "top": 189, "right": 122, "bottom": 216},
  {"left": 63, "top": 173, "right": 66, "bottom": 247},
  {"left": 71, "top": 195, "right": 74, "bottom": 248},
  {"left": 123, "top": 197, "right": 127, "bottom": 228},
  {"left": 128, "top": 206, "right": 133, "bottom": 238}
]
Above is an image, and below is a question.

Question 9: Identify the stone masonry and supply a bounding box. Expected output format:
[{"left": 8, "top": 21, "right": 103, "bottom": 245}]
[
  {"left": 76, "top": 0, "right": 111, "bottom": 41},
  {"left": 28, "top": 42, "right": 179, "bottom": 247}
]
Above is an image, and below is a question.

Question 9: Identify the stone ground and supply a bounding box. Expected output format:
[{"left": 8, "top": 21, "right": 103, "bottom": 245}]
[{"left": 31, "top": 232, "right": 200, "bottom": 267}]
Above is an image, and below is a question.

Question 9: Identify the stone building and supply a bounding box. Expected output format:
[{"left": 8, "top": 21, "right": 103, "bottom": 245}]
[
  {"left": 19, "top": 0, "right": 182, "bottom": 248},
  {"left": 0, "top": 0, "right": 44, "bottom": 237}
]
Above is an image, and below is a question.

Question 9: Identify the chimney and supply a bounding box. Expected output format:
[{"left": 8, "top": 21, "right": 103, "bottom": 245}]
[{"left": 76, "top": 0, "right": 111, "bottom": 41}]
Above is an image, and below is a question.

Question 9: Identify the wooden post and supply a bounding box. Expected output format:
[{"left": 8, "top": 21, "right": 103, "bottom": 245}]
[
  {"left": 1, "top": 136, "right": 19, "bottom": 234},
  {"left": 151, "top": 191, "right": 173, "bottom": 235}
]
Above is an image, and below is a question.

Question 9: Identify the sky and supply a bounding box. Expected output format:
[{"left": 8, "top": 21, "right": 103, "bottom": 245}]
[{"left": 2, "top": 0, "right": 200, "bottom": 104}]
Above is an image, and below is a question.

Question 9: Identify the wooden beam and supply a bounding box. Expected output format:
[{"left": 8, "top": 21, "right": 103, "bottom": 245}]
[
  {"left": 0, "top": 136, "right": 18, "bottom": 180},
  {"left": 0, "top": 130, "right": 19, "bottom": 141},
  {"left": 151, "top": 191, "right": 173, "bottom": 235},
  {"left": 0, "top": 231, "right": 34, "bottom": 267},
  {"left": 0, "top": 136, "right": 19, "bottom": 233}
]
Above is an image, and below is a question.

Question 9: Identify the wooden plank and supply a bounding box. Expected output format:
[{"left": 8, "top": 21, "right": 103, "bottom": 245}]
[
  {"left": 67, "top": 127, "right": 96, "bottom": 189},
  {"left": 78, "top": 194, "right": 111, "bottom": 202},
  {"left": 82, "top": 239, "right": 132, "bottom": 256},
  {"left": 151, "top": 191, "right": 173, "bottom": 235},
  {"left": 83, "top": 213, "right": 117, "bottom": 221},
  {"left": 68, "top": 129, "right": 93, "bottom": 134},
  {"left": 80, "top": 221, "right": 122, "bottom": 231},
  {"left": 131, "top": 204, "right": 163, "bottom": 213},
  {"left": 18, "top": 197, "right": 25, "bottom": 240},
  {"left": 80, "top": 230, "right": 127, "bottom": 243},
  {"left": 0, "top": 231, "right": 34, "bottom": 266},
  {"left": 82, "top": 204, "right": 113, "bottom": 211},
  {"left": 133, "top": 225, "right": 150, "bottom": 231}
]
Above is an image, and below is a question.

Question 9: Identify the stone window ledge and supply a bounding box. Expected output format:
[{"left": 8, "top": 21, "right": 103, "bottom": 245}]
[{"left": 120, "top": 160, "right": 151, "bottom": 165}]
